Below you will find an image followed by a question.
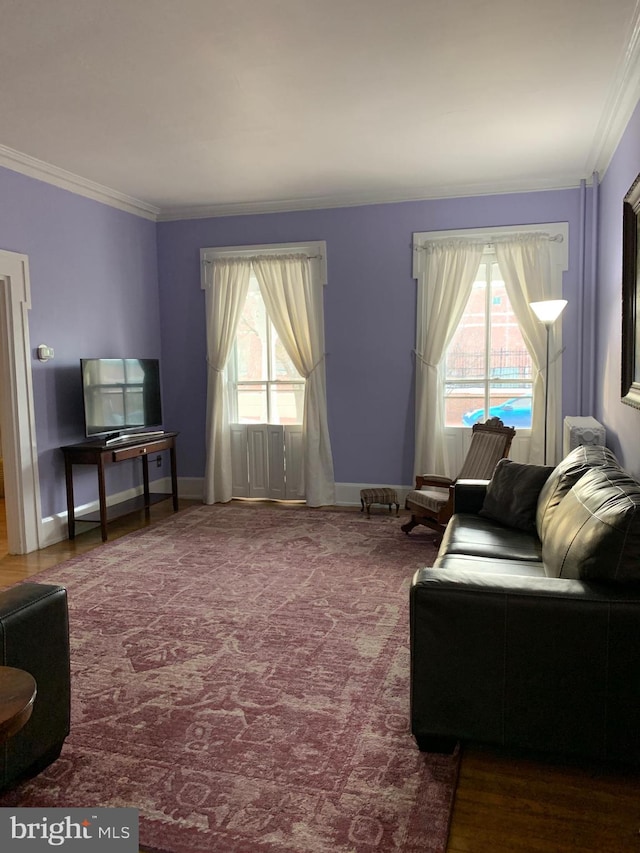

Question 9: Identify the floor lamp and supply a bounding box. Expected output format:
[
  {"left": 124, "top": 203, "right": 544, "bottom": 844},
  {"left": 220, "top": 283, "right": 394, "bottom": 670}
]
[{"left": 529, "top": 299, "right": 568, "bottom": 465}]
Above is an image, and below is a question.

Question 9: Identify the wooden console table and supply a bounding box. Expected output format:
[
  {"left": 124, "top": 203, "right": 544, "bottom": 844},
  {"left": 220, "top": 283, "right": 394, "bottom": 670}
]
[{"left": 61, "top": 432, "right": 179, "bottom": 542}]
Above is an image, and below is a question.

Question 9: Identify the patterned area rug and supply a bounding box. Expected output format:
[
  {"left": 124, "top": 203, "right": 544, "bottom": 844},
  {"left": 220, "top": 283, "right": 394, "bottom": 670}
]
[{"left": 0, "top": 505, "right": 458, "bottom": 852}]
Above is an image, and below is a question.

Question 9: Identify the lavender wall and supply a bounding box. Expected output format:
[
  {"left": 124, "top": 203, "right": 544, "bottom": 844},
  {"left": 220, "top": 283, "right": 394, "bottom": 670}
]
[
  {"left": 158, "top": 188, "right": 585, "bottom": 490},
  {"left": 0, "top": 166, "right": 162, "bottom": 518},
  {"left": 0, "top": 158, "right": 602, "bottom": 522},
  {"left": 596, "top": 98, "right": 640, "bottom": 478}
]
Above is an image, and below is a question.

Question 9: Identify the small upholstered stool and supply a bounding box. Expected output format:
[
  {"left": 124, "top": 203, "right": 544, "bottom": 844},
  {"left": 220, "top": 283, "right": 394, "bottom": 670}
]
[{"left": 360, "top": 487, "right": 400, "bottom": 517}]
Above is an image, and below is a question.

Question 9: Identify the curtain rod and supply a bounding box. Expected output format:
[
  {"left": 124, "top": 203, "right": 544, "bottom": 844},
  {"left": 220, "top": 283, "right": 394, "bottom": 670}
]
[
  {"left": 486, "top": 234, "right": 565, "bottom": 245},
  {"left": 203, "top": 253, "right": 323, "bottom": 265},
  {"left": 415, "top": 233, "right": 564, "bottom": 252}
]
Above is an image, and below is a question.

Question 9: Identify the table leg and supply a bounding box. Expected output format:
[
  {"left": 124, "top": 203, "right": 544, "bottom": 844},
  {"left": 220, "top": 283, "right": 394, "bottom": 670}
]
[
  {"left": 64, "top": 458, "right": 75, "bottom": 540},
  {"left": 97, "top": 457, "right": 108, "bottom": 542},
  {"left": 170, "top": 444, "right": 179, "bottom": 511},
  {"left": 142, "top": 454, "right": 150, "bottom": 518}
]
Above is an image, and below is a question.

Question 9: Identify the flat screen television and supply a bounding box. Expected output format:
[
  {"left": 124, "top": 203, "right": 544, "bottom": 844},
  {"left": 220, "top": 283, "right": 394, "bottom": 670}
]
[{"left": 81, "top": 358, "right": 163, "bottom": 438}]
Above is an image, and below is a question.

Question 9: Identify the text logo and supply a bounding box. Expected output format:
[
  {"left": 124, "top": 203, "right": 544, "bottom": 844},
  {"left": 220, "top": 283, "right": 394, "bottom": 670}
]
[{"left": 0, "top": 808, "right": 138, "bottom": 850}]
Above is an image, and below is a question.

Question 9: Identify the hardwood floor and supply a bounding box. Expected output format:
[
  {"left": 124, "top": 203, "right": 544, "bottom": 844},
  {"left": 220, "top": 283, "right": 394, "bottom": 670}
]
[
  {"left": 0, "top": 497, "right": 199, "bottom": 587},
  {"left": 0, "top": 499, "right": 639, "bottom": 851},
  {"left": 449, "top": 746, "right": 640, "bottom": 852}
]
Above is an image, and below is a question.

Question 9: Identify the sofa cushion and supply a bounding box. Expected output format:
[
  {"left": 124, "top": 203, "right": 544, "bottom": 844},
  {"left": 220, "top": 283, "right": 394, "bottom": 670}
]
[
  {"left": 479, "top": 458, "right": 554, "bottom": 534},
  {"left": 536, "top": 444, "right": 619, "bottom": 541},
  {"left": 439, "top": 514, "right": 543, "bottom": 562},
  {"left": 542, "top": 466, "right": 640, "bottom": 582}
]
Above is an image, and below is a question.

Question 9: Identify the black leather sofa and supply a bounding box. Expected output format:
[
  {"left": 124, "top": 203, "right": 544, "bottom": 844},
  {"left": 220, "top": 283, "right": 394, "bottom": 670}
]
[
  {"left": 410, "top": 445, "right": 640, "bottom": 764},
  {"left": 0, "top": 582, "right": 70, "bottom": 790}
]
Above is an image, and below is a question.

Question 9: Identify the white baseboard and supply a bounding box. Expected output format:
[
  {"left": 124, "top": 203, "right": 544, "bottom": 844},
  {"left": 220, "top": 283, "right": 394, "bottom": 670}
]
[
  {"left": 179, "top": 479, "right": 412, "bottom": 507},
  {"left": 39, "top": 476, "right": 177, "bottom": 549},
  {"left": 39, "top": 512, "right": 70, "bottom": 549},
  {"left": 38, "top": 478, "right": 411, "bottom": 549}
]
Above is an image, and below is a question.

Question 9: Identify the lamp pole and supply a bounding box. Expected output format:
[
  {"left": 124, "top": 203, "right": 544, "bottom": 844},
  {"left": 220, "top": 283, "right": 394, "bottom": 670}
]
[
  {"left": 529, "top": 300, "right": 568, "bottom": 466},
  {"left": 543, "top": 324, "right": 550, "bottom": 465}
]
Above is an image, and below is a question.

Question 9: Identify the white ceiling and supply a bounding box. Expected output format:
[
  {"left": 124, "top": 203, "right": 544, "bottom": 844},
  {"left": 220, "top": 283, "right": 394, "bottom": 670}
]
[{"left": 1, "top": 0, "right": 639, "bottom": 219}]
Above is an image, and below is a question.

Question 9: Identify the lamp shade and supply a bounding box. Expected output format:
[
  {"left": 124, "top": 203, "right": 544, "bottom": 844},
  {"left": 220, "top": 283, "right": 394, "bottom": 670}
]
[{"left": 529, "top": 299, "right": 568, "bottom": 325}]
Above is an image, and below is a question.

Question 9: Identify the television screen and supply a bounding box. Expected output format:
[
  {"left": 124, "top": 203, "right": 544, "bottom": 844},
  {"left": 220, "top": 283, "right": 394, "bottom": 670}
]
[{"left": 81, "top": 358, "right": 163, "bottom": 437}]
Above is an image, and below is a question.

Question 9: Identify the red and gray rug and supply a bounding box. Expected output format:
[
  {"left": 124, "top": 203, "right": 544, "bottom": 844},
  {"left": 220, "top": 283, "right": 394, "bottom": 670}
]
[{"left": 0, "top": 504, "right": 459, "bottom": 852}]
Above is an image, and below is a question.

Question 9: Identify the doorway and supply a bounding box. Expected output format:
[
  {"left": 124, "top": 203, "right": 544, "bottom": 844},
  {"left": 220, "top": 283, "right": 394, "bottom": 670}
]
[{"left": 0, "top": 250, "right": 43, "bottom": 554}]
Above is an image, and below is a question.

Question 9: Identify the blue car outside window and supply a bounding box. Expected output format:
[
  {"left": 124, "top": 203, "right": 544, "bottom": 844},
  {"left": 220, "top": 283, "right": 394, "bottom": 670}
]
[{"left": 461, "top": 397, "right": 532, "bottom": 428}]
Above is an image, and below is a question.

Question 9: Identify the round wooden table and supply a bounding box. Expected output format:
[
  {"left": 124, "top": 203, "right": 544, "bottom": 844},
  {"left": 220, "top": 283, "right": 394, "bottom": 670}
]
[{"left": 0, "top": 666, "right": 37, "bottom": 742}]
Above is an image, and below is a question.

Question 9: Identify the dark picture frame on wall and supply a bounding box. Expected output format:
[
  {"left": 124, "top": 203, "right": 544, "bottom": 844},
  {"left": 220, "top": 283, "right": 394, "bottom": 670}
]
[{"left": 622, "top": 171, "right": 640, "bottom": 409}]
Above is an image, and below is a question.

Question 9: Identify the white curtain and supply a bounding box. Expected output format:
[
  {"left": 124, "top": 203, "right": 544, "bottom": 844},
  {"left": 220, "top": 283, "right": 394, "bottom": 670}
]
[
  {"left": 414, "top": 239, "right": 485, "bottom": 477},
  {"left": 252, "top": 254, "right": 335, "bottom": 506},
  {"left": 495, "top": 234, "right": 561, "bottom": 464},
  {"left": 203, "top": 258, "right": 251, "bottom": 504}
]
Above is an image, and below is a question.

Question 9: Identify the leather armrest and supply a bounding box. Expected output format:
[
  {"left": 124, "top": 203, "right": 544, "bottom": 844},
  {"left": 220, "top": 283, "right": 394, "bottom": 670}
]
[
  {"left": 453, "top": 478, "right": 489, "bottom": 514},
  {"left": 411, "top": 566, "right": 614, "bottom": 597}
]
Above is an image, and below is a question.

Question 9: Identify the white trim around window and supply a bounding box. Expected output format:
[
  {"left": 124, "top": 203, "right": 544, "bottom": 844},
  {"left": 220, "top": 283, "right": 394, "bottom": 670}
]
[
  {"left": 411, "top": 223, "right": 569, "bottom": 471},
  {"left": 412, "top": 223, "right": 568, "bottom": 278}
]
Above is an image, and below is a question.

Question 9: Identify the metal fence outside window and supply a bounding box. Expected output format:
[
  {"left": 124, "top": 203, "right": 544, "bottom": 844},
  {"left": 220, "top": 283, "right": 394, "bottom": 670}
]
[{"left": 446, "top": 348, "right": 532, "bottom": 380}]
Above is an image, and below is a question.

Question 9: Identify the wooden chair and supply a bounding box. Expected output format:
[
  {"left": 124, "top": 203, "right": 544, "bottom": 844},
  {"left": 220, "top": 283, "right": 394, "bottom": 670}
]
[{"left": 401, "top": 417, "right": 516, "bottom": 538}]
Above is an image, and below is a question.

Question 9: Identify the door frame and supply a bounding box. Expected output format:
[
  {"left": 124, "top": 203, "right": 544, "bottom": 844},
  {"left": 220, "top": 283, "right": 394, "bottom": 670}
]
[{"left": 0, "top": 249, "right": 42, "bottom": 554}]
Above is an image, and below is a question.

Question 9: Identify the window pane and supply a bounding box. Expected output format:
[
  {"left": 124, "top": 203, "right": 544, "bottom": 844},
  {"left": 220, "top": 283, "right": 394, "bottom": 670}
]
[
  {"left": 445, "top": 275, "right": 487, "bottom": 381},
  {"left": 449, "top": 385, "right": 533, "bottom": 427},
  {"left": 444, "top": 260, "right": 534, "bottom": 429},
  {"left": 236, "top": 279, "right": 267, "bottom": 381},
  {"left": 270, "top": 383, "right": 305, "bottom": 425},
  {"left": 230, "top": 274, "right": 306, "bottom": 425},
  {"left": 445, "top": 384, "right": 485, "bottom": 427},
  {"left": 488, "top": 385, "right": 532, "bottom": 428},
  {"left": 237, "top": 384, "right": 267, "bottom": 423},
  {"left": 489, "top": 266, "right": 533, "bottom": 383},
  {"left": 272, "top": 336, "right": 302, "bottom": 381}
]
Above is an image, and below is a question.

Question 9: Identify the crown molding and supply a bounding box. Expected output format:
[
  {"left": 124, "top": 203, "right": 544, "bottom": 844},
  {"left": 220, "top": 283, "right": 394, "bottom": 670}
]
[
  {"left": 0, "top": 140, "right": 592, "bottom": 224},
  {"left": 157, "top": 176, "right": 584, "bottom": 221},
  {"left": 586, "top": 0, "right": 640, "bottom": 177},
  {"left": 1, "top": 138, "right": 584, "bottom": 222},
  {"left": 0, "top": 144, "right": 160, "bottom": 221}
]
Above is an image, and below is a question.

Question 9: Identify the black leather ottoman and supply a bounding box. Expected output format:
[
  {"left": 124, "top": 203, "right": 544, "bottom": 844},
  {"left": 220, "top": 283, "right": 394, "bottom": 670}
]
[{"left": 0, "top": 583, "right": 70, "bottom": 790}]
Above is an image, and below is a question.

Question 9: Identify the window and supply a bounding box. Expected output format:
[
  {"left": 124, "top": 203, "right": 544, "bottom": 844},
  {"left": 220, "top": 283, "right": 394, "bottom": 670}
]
[
  {"left": 444, "top": 256, "right": 533, "bottom": 428},
  {"left": 227, "top": 273, "right": 305, "bottom": 425}
]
